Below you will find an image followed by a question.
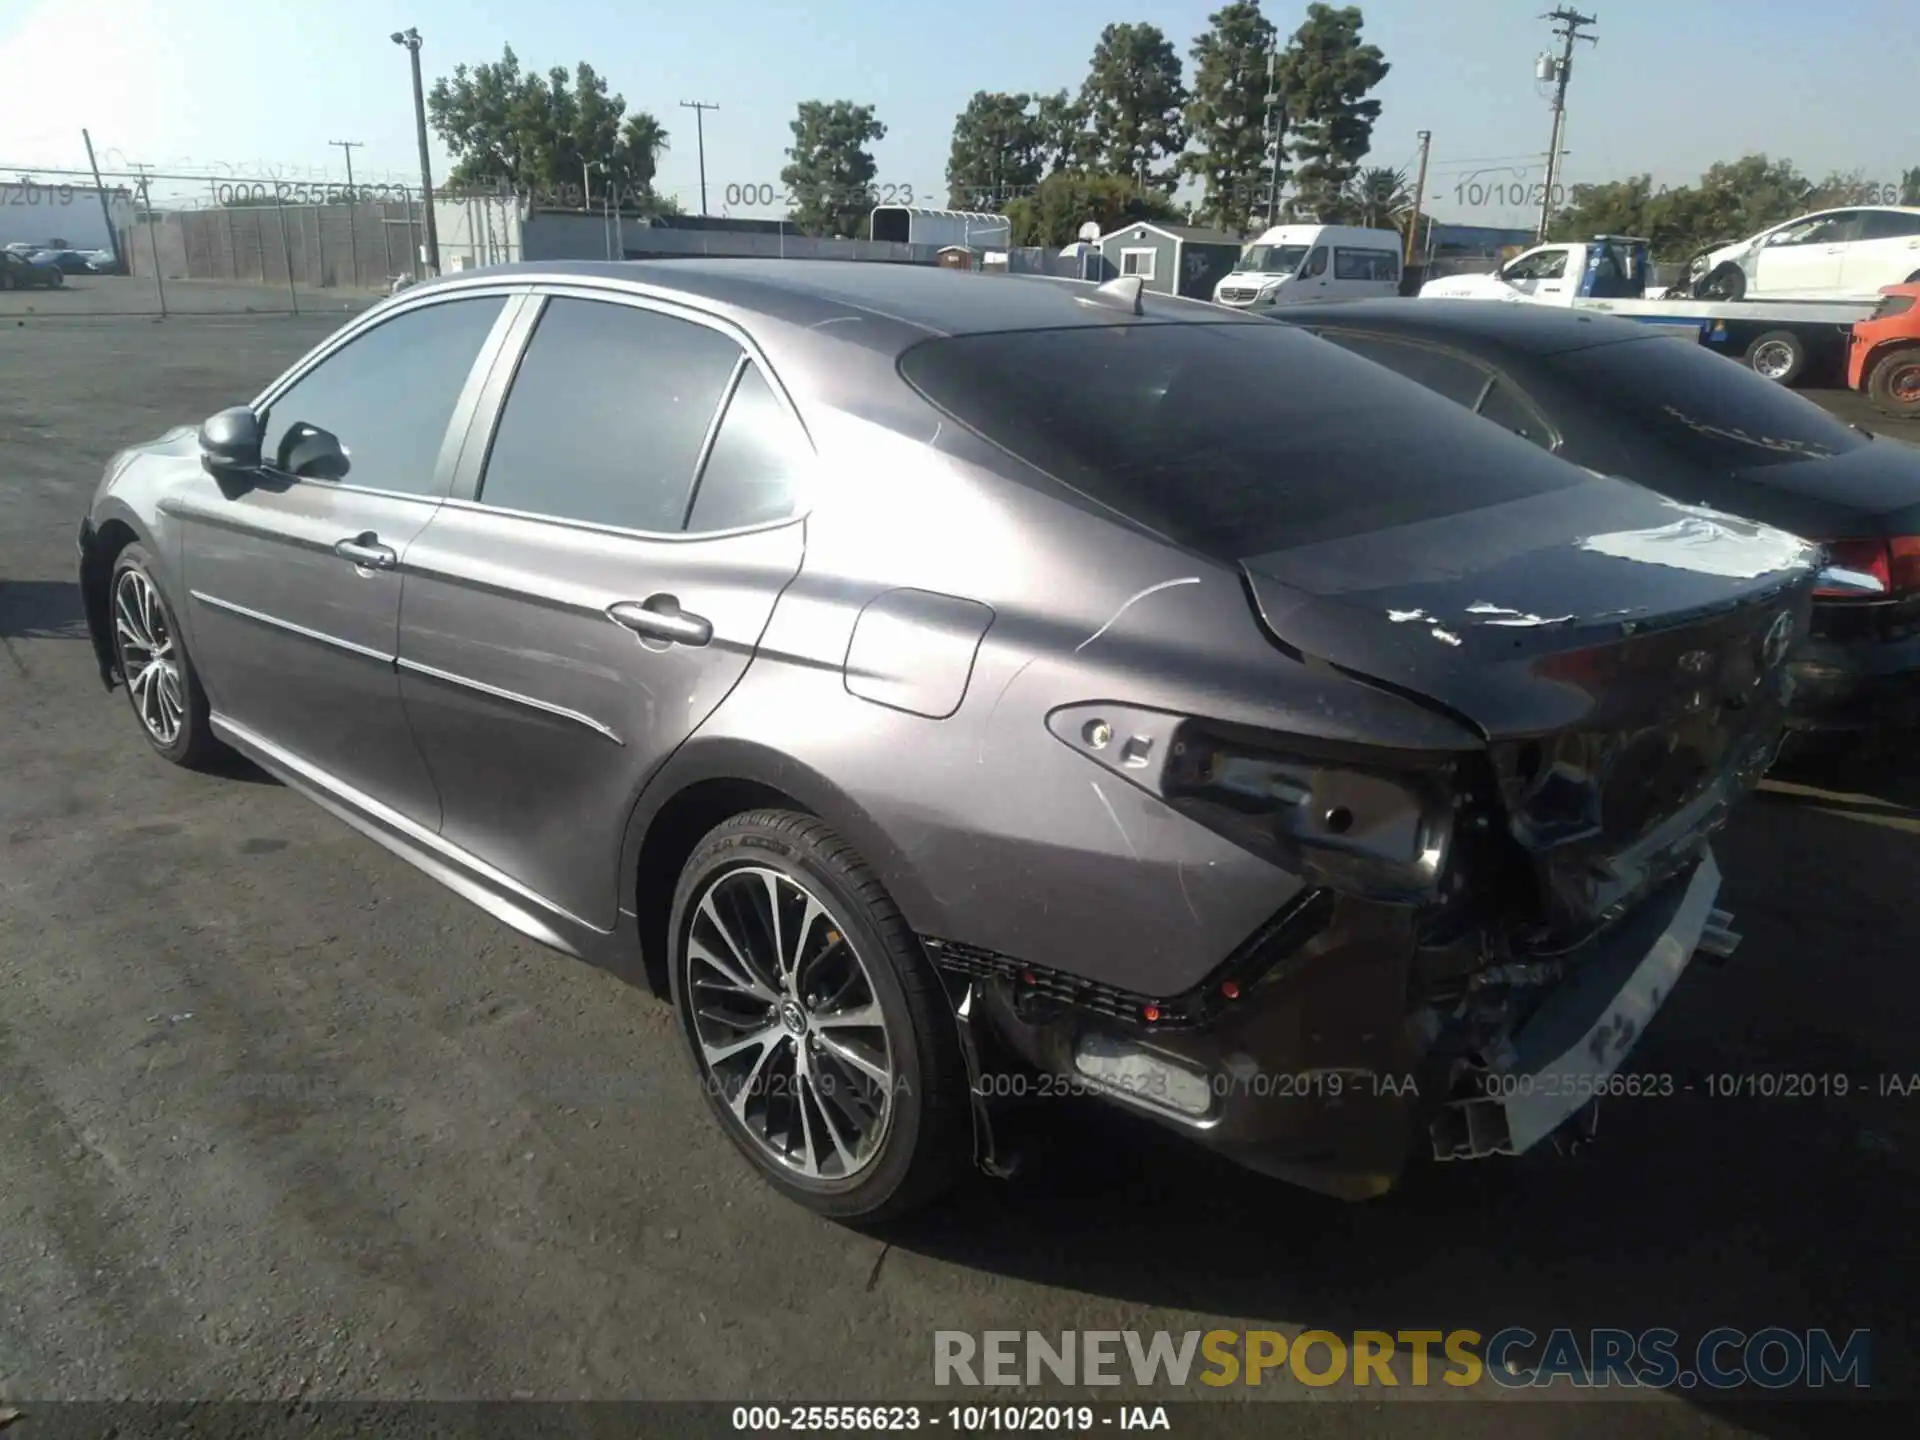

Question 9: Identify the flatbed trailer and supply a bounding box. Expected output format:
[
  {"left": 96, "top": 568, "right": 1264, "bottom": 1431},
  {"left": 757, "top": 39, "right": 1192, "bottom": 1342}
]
[{"left": 1421, "top": 236, "right": 1877, "bottom": 385}]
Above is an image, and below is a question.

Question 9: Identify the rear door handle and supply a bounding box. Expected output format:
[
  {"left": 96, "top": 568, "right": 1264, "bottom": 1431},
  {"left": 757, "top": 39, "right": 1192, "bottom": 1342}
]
[
  {"left": 334, "top": 532, "right": 396, "bottom": 569},
  {"left": 609, "top": 596, "right": 713, "bottom": 647}
]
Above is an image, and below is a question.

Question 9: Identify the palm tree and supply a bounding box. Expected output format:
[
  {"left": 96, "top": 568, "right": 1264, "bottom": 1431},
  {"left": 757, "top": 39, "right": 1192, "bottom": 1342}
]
[{"left": 1345, "top": 165, "right": 1413, "bottom": 229}]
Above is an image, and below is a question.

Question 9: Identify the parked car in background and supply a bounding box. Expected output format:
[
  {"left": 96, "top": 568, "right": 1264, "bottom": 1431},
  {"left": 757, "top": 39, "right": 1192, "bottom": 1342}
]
[
  {"left": 79, "top": 261, "right": 1814, "bottom": 1220},
  {"left": 1685, "top": 207, "right": 1920, "bottom": 301},
  {"left": 0, "top": 250, "right": 64, "bottom": 289},
  {"left": 1272, "top": 299, "right": 1920, "bottom": 735},
  {"left": 1848, "top": 284, "right": 1920, "bottom": 421},
  {"left": 83, "top": 248, "right": 122, "bottom": 274},
  {"left": 1212, "top": 223, "right": 1403, "bottom": 309},
  {"left": 29, "top": 248, "right": 98, "bottom": 275}
]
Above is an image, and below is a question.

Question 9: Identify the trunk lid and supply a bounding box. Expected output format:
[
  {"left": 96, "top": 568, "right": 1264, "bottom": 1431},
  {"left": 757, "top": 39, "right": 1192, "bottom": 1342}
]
[{"left": 1241, "top": 478, "right": 1819, "bottom": 946}]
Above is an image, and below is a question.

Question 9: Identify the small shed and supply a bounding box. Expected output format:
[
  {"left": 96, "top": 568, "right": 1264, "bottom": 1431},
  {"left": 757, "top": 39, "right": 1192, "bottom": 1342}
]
[
  {"left": 1096, "top": 222, "right": 1244, "bottom": 299},
  {"left": 936, "top": 245, "right": 985, "bottom": 270}
]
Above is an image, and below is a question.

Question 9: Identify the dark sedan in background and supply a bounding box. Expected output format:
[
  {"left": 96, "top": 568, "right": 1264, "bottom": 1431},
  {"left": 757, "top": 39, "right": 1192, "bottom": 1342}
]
[
  {"left": 1276, "top": 301, "right": 1920, "bottom": 736},
  {"left": 78, "top": 263, "right": 1815, "bottom": 1219},
  {"left": 0, "top": 250, "right": 64, "bottom": 289}
]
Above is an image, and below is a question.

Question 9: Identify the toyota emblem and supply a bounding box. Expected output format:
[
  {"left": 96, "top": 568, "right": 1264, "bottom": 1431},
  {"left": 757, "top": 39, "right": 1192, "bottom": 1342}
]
[{"left": 1761, "top": 610, "right": 1795, "bottom": 670}]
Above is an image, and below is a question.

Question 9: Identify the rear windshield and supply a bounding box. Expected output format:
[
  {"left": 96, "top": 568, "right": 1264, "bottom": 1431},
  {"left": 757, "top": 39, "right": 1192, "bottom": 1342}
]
[
  {"left": 898, "top": 321, "right": 1585, "bottom": 556},
  {"left": 1546, "top": 337, "right": 1869, "bottom": 470}
]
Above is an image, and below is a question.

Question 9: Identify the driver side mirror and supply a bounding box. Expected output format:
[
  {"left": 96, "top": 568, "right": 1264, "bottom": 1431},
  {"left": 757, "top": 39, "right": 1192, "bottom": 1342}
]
[{"left": 199, "top": 406, "right": 263, "bottom": 478}]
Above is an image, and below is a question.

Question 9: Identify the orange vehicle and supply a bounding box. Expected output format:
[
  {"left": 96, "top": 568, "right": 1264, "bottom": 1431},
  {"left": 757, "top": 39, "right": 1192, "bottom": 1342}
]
[{"left": 1849, "top": 283, "right": 1920, "bottom": 419}]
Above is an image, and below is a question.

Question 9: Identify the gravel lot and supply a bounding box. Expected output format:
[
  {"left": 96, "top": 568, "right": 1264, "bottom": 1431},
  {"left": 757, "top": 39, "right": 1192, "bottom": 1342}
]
[{"left": 1, "top": 309, "right": 1916, "bottom": 1432}]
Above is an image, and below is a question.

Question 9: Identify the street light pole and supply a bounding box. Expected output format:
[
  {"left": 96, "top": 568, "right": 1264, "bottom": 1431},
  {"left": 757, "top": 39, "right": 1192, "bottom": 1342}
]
[{"left": 391, "top": 27, "right": 441, "bottom": 274}]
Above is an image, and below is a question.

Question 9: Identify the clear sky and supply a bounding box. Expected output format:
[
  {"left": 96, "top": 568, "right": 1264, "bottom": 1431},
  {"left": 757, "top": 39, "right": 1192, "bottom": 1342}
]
[{"left": 0, "top": 0, "right": 1912, "bottom": 230}]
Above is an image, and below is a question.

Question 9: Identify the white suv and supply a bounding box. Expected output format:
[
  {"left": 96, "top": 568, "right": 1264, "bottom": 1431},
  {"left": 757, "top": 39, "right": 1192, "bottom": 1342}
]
[{"left": 1689, "top": 206, "right": 1920, "bottom": 301}]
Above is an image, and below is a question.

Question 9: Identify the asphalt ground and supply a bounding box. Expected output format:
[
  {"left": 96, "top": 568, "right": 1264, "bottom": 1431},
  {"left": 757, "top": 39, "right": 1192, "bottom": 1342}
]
[{"left": 2, "top": 294, "right": 1917, "bottom": 1434}]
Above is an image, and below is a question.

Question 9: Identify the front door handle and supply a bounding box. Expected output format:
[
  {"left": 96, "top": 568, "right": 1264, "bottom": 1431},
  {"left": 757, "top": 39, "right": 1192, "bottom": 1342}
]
[
  {"left": 609, "top": 596, "right": 713, "bottom": 647},
  {"left": 334, "top": 532, "right": 396, "bottom": 569}
]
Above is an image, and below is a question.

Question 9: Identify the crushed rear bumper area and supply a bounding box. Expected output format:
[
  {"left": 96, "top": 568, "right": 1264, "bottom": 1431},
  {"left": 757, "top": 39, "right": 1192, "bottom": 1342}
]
[{"left": 951, "top": 851, "right": 1728, "bottom": 1200}]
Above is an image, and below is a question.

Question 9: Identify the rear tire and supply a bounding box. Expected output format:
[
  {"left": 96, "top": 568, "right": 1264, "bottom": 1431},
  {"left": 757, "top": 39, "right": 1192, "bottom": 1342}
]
[
  {"left": 109, "top": 544, "right": 221, "bottom": 769},
  {"left": 1744, "top": 329, "right": 1807, "bottom": 386},
  {"left": 668, "top": 809, "right": 971, "bottom": 1223},
  {"left": 1700, "top": 263, "right": 1747, "bottom": 301},
  {"left": 1867, "top": 345, "right": 1920, "bottom": 419}
]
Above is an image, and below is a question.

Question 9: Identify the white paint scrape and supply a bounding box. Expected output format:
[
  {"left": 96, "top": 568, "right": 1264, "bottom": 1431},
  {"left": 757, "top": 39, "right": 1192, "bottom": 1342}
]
[{"left": 1577, "top": 502, "right": 1814, "bottom": 580}]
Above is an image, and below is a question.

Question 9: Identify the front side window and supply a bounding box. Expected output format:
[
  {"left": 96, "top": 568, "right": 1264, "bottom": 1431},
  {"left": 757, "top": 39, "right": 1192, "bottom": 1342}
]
[
  {"left": 1302, "top": 246, "right": 1329, "bottom": 278},
  {"left": 260, "top": 295, "right": 508, "bottom": 495},
  {"left": 1768, "top": 213, "right": 1860, "bottom": 247},
  {"left": 477, "top": 297, "right": 743, "bottom": 532},
  {"left": 1234, "top": 243, "right": 1310, "bottom": 275}
]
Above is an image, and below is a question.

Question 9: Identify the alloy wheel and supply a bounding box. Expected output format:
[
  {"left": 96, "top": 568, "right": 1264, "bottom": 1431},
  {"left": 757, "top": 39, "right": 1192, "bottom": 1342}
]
[
  {"left": 1750, "top": 341, "right": 1796, "bottom": 381},
  {"left": 683, "top": 864, "right": 896, "bottom": 1182},
  {"left": 114, "top": 568, "right": 186, "bottom": 746}
]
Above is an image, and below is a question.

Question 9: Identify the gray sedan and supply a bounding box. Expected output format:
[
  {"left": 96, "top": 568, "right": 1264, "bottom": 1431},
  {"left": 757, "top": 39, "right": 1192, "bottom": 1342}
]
[{"left": 78, "top": 260, "right": 1816, "bottom": 1219}]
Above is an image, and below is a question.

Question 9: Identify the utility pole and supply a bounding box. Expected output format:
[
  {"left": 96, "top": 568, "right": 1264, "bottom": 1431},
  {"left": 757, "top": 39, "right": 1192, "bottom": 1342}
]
[
  {"left": 680, "top": 101, "right": 719, "bottom": 215},
  {"left": 1536, "top": 7, "right": 1597, "bottom": 242},
  {"left": 330, "top": 140, "right": 363, "bottom": 286},
  {"left": 1262, "top": 47, "right": 1285, "bottom": 227},
  {"left": 1405, "top": 129, "right": 1432, "bottom": 268},
  {"left": 132, "top": 162, "right": 167, "bottom": 316},
  {"left": 81, "top": 129, "right": 125, "bottom": 274},
  {"left": 391, "top": 27, "right": 441, "bottom": 274}
]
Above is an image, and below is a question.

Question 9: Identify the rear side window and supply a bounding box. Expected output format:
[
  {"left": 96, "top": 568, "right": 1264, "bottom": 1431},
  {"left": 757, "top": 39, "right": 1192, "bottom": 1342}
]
[
  {"left": 1859, "top": 210, "right": 1920, "bottom": 241},
  {"left": 685, "top": 364, "right": 809, "bottom": 532},
  {"left": 1476, "top": 381, "right": 1556, "bottom": 451},
  {"left": 478, "top": 298, "right": 743, "bottom": 531},
  {"left": 1334, "top": 248, "right": 1400, "bottom": 282},
  {"left": 1317, "top": 332, "right": 1491, "bottom": 406},
  {"left": 898, "top": 322, "right": 1585, "bottom": 557},
  {"left": 1547, "top": 338, "right": 1869, "bottom": 470}
]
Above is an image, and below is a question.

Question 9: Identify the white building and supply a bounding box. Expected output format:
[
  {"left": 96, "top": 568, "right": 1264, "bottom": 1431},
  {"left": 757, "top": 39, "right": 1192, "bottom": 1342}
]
[{"left": 0, "top": 180, "right": 136, "bottom": 252}]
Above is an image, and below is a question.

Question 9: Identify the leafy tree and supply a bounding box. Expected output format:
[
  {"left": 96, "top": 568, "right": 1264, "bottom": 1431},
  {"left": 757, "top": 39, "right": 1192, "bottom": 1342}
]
[
  {"left": 1344, "top": 164, "right": 1411, "bottom": 229},
  {"left": 1079, "top": 23, "right": 1189, "bottom": 193},
  {"left": 1002, "top": 170, "right": 1180, "bottom": 247},
  {"left": 1181, "top": 2, "right": 1279, "bottom": 235},
  {"left": 1547, "top": 156, "right": 1820, "bottom": 261},
  {"left": 1903, "top": 167, "right": 1920, "bottom": 207},
  {"left": 426, "top": 45, "right": 670, "bottom": 207},
  {"left": 1275, "top": 4, "right": 1388, "bottom": 222},
  {"left": 781, "top": 100, "right": 886, "bottom": 238},
  {"left": 946, "top": 92, "right": 1046, "bottom": 209},
  {"left": 1033, "top": 89, "right": 1096, "bottom": 175}
]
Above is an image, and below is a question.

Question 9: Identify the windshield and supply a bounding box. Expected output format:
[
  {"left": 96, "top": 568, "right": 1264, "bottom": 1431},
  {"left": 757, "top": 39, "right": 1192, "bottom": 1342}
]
[
  {"left": 1233, "top": 244, "right": 1309, "bottom": 275},
  {"left": 898, "top": 322, "right": 1584, "bottom": 558},
  {"left": 1546, "top": 338, "right": 1870, "bottom": 471}
]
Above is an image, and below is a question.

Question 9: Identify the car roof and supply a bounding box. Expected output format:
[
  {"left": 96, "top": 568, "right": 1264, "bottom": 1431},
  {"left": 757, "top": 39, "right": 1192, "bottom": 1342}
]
[
  {"left": 1280, "top": 298, "right": 1663, "bottom": 357},
  {"left": 404, "top": 259, "right": 1255, "bottom": 346}
]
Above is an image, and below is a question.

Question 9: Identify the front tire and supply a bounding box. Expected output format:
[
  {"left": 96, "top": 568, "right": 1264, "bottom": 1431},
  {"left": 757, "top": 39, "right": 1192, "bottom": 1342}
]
[
  {"left": 668, "top": 809, "right": 971, "bottom": 1222},
  {"left": 1699, "top": 263, "right": 1747, "bottom": 301},
  {"left": 1867, "top": 345, "right": 1920, "bottom": 419},
  {"left": 109, "top": 544, "right": 220, "bottom": 768}
]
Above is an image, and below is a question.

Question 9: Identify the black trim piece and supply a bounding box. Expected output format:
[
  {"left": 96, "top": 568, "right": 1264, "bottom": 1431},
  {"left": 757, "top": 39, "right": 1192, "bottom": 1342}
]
[{"left": 921, "top": 887, "right": 1337, "bottom": 1033}]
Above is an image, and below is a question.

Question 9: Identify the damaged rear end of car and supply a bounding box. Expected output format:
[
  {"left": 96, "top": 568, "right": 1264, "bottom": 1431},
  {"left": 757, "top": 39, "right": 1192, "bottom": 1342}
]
[{"left": 902, "top": 315, "right": 1819, "bottom": 1198}]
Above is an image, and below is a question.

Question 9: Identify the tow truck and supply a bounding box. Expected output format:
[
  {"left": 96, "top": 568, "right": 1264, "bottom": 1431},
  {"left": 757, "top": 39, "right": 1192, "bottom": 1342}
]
[{"left": 1419, "top": 235, "right": 1880, "bottom": 387}]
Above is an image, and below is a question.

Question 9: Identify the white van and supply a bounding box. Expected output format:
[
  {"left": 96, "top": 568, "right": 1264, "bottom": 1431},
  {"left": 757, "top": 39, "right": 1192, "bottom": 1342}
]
[{"left": 1212, "top": 223, "right": 1405, "bottom": 309}]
